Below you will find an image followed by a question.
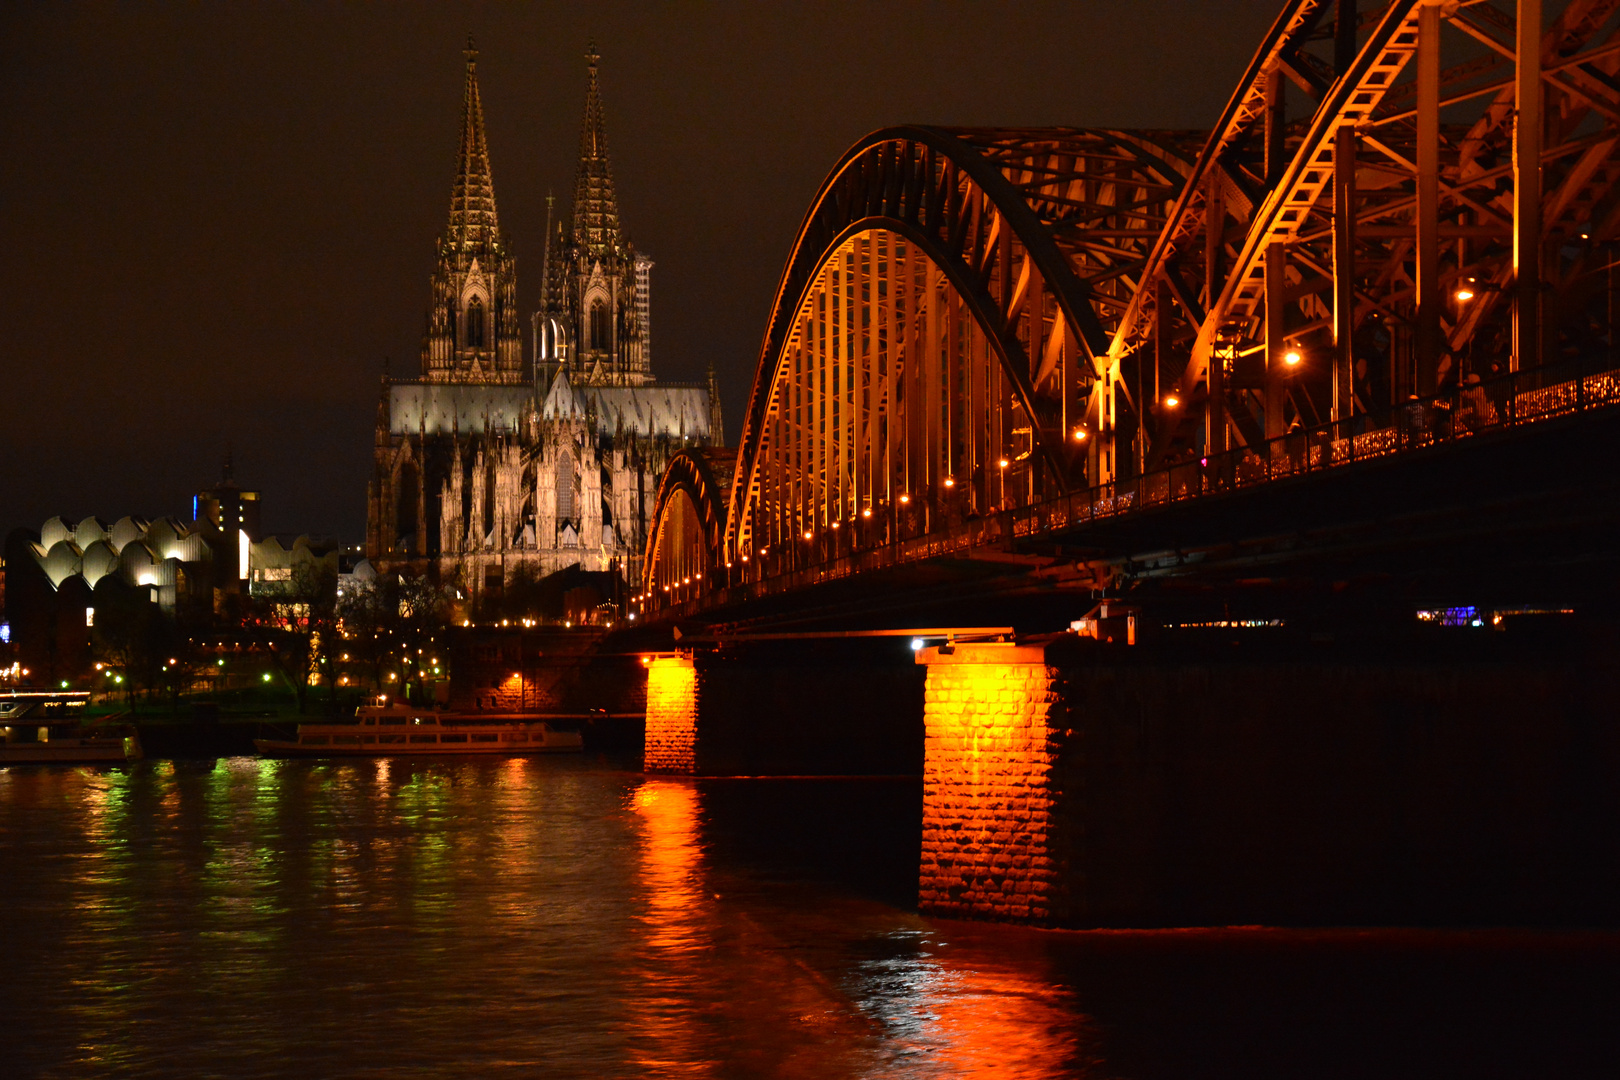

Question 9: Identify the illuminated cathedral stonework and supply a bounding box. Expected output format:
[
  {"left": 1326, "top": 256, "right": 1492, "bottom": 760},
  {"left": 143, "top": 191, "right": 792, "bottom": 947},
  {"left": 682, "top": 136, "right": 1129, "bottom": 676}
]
[{"left": 367, "top": 44, "right": 721, "bottom": 603}]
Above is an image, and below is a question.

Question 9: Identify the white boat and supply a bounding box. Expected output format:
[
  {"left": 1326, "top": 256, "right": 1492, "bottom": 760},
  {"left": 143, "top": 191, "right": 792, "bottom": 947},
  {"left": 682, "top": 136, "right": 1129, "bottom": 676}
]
[
  {"left": 0, "top": 691, "right": 142, "bottom": 764},
  {"left": 254, "top": 701, "right": 584, "bottom": 757}
]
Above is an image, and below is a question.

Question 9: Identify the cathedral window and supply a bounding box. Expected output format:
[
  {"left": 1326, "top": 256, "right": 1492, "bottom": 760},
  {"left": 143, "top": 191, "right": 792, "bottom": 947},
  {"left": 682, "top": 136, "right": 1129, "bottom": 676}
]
[
  {"left": 589, "top": 300, "right": 608, "bottom": 351},
  {"left": 556, "top": 454, "right": 575, "bottom": 522},
  {"left": 466, "top": 296, "right": 485, "bottom": 349}
]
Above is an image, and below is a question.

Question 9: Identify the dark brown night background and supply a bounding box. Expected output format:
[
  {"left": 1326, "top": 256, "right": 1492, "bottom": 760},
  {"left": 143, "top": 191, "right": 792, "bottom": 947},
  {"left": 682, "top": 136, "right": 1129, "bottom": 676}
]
[{"left": 1, "top": 2, "right": 1274, "bottom": 539}]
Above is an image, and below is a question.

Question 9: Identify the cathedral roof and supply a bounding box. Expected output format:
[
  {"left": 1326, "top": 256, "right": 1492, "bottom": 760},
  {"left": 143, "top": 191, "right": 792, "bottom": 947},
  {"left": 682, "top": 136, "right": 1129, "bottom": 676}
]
[
  {"left": 387, "top": 374, "right": 713, "bottom": 442},
  {"left": 446, "top": 38, "right": 502, "bottom": 251},
  {"left": 571, "top": 44, "right": 622, "bottom": 256},
  {"left": 389, "top": 382, "right": 532, "bottom": 436},
  {"left": 542, "top": 370, "right": 713, "bottom": 441}
]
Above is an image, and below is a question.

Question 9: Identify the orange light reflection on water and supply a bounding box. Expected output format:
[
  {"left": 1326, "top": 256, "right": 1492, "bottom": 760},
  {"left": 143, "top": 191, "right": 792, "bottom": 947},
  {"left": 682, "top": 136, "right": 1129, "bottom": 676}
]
[
  {"left": 631, "top": 778, "right": 704, "bottom": 952},
  {"left": 890, "top": 959, "right": 1085, "bottom": 1076}
]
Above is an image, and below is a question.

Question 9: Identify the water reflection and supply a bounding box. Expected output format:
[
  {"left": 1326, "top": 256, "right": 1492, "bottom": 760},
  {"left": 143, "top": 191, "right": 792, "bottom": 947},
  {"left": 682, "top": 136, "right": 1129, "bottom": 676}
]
[
  {"left": 1, "top": 762, "right": 1615, "bottom": 1078},
  {"left": 627, "top": 778, "right": 713, "bottom": 1075},
  {"left": 847, "top": 927, "right": 1091, "bottom": 1077}
]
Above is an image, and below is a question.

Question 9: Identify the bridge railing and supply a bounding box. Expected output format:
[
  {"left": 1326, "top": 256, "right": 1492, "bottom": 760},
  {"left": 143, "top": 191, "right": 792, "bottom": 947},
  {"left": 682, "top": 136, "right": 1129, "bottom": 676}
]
[{"left": 649, "top": 356, "right": 1620, "bottom": 619}]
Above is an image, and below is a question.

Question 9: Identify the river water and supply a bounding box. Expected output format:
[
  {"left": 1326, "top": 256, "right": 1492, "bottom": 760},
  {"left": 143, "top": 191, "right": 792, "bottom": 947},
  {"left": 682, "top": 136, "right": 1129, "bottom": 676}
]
[{"left": 1, "top": 756, "right": 1616, "bottom": 1078}]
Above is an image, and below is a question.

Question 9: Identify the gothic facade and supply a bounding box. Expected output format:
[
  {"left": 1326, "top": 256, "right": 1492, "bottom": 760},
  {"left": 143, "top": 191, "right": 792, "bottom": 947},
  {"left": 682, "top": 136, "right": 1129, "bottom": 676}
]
[{"left": 367, "top": 44, "right": 722, "bottom": 606}]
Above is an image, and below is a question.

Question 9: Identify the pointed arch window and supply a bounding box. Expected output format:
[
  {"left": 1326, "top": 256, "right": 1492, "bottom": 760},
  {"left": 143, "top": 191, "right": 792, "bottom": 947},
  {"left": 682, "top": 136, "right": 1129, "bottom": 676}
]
[
  {"left": 589, "top": 300, "right": 608, "bottom": 351},
  {"left": 466, "top": 296, "right": 485, "bottom": 350}
]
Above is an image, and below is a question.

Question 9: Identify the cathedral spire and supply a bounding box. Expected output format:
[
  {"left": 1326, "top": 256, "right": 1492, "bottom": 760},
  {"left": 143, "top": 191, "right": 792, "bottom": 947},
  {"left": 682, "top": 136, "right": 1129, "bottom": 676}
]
[
  {"left": 571, "top": 43, "right": 622, "bottom": 255},
  {"left": 448, "top": 36, "right": 500, "bottom": 249}
]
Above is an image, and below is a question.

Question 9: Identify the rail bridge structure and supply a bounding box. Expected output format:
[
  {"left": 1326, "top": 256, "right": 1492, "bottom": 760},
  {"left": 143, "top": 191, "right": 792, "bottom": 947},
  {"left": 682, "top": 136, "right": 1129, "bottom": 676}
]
[{"left": 630, "top": 0, "right": 1620, "bottom": 928}]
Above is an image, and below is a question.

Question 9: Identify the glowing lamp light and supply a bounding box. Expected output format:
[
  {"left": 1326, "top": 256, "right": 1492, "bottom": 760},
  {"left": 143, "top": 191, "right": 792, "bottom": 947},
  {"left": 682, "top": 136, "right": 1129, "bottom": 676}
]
[
  {"left": 1163, "top": 395, "right": 1181, "bottom": 408},
  {"left": 861, "top": 508, "right": 872, "bottom": 518},
  {"left": 998, "top": 459, "right": 1010, "bottom": 469},
  {"left": 641, "top": 656, "right": 651, "bottom": 665},
  {"left": 1073, "top": 428, "right": 1088, "bottom": 442},
  {"left": 1455, "top": 287, "right": 1475, "bottom": 302},
  {"left": 263, "top": 673, "right": 273, "bottom": 682},
  {"left": 1282, "top": 349, "right": 1302, "bottom": 367},
  {"left": 944, "top": 477, "right": 955, "bottom": 488},
  {"left": 899, "top": 494, "right": 911, "bottom": 504},
  {"left": 831, "top": 522, "right": 840, "bottom": 529},
  {"left": 910, "top": 638, "right": 925, "bottom": 651},
  {"left": 804, "top": 530, "right": 814, "bottom": 540}
]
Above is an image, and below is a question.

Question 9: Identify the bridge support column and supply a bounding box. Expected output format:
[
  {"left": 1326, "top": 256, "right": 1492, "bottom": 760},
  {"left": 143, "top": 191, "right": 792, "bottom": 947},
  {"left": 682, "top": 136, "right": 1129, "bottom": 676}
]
[
  {"left": 644, "top": 655, "right": 699, "bottom": 773},
  {"left": 920, "top": 632, "right": 1620, "bottom": 929},
  {"left": 643, "top": 645, "right": 925, "bottom": 776},
  {"left": 916, "top": 643, "right": 1067, "bottom": 923}
]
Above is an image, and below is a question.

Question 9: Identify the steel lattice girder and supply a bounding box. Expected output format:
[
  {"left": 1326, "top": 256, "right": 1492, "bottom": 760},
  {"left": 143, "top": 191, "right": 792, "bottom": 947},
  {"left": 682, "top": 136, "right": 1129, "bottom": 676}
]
[
  {"left": 651, "top": 0, "right": 1620, "bottom": 607},
  {"left": 725, "top": 125, "right": 1200, "bottom": 559},
  {"left": 645, "top": 448, "right": 734, "bottom": 598},
  {"left": 1118, "top": 0, "right": 1620, "bottom": 464}
]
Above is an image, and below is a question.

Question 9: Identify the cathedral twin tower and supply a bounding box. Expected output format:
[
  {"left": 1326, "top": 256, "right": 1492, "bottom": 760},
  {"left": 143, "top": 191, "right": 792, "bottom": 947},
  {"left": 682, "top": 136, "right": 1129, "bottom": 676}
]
[
  {"left": 423, "top": 41, "right": 648, "bottom": 387},
  {"left": 368, "top": 43, "right": 719, "bottom": 603}
]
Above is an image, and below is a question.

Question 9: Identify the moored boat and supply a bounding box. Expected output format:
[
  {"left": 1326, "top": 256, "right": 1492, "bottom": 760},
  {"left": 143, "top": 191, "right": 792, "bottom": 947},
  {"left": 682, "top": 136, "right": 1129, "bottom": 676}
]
[
  {"left": 253, "top": 701, "right": 584, "bottom": 757},
  {"left": 0, "top": 692, "right": 142, "bottom": 764}
]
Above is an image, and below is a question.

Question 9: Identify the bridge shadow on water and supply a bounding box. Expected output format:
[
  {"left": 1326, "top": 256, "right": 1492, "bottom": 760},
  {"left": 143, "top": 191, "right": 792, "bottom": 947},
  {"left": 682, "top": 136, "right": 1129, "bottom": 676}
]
[
  {"left": 693, "top": 775, "right": 924, "bottom": 910},
  {"left": 656, "top": 773, "right": 1620, "bottom": 1078}
]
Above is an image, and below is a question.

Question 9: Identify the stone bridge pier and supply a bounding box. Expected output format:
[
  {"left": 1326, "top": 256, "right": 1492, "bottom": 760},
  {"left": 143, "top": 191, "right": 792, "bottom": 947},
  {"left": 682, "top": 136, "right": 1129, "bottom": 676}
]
[
  {"left": 640, "top": 632, "right": 1619, "bottom": 927},
  {"left": 918, "top": 636, "right": 1620, "bottom": 928},
  {"left": 642, "top": 643, "right": 924, "bottom": 777}
]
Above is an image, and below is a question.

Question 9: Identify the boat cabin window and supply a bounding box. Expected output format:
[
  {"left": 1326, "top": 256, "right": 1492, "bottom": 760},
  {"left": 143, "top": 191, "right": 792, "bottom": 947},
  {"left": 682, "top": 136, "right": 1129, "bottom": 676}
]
[{"left": 37, "top": 726, "right": 49, "bottom": 743}]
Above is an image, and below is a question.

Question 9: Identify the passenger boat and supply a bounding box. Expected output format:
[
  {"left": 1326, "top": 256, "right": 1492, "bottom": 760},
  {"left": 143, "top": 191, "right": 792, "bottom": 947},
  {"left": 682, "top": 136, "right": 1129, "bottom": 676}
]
[
  {"left": 0, "top": 691, "right": 142, "bottom": 764},
  {"left": 254, "top": 701, "right": 584, "bottom": 757}
]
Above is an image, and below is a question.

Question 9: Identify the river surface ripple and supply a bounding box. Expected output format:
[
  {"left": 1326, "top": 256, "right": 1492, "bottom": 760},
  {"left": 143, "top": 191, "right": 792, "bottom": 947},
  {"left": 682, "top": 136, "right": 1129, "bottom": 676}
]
[{"left": 1, "top": 757, "right": 1616, "bottom": 1078}]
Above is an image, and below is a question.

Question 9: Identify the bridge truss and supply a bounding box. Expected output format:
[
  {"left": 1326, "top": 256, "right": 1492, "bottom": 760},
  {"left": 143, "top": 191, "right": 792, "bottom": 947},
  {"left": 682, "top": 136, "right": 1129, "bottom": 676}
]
[{"left": 643, "top": 0, "right": 1620, "bottom": 614}]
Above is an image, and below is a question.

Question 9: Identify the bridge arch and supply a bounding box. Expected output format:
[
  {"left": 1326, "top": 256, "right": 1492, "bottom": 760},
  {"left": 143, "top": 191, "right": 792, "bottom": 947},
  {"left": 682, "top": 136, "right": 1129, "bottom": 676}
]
[
  {"left": 723, "top": 126, "right": 1198, "bottom": 566},
  {"left": 640, "top": 3, "right": 1620, "bottom": 624},
  {"left": 643, "top": 447, "right": 735, "bottom": 604}
]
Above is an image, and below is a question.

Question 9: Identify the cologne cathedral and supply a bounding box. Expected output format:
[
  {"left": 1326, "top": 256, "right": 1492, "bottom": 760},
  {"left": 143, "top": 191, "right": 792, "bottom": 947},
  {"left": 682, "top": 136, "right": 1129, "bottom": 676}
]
[{"left": 367, "top": 44, "right": 720, "bottom": 605}]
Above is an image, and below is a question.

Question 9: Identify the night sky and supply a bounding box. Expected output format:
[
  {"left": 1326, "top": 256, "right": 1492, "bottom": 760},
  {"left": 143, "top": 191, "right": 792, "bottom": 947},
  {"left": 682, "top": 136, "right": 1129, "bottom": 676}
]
[{"left": 1, "top": 2, "right": 1274, "bottom": 541}]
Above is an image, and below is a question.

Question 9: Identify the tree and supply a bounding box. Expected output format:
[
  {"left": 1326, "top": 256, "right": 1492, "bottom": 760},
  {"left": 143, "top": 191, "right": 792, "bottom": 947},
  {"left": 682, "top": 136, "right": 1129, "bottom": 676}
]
[
  {"left": 337, "top": 568, "right": 456, "bottom": 704},
  {"left": 244, "top": 558, "right": 338, "bottom": 714}
]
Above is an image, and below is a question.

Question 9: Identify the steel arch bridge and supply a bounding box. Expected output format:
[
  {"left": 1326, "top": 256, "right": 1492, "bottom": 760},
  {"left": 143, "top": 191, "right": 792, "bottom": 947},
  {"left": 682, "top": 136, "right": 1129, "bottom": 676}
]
[{"left": 642, "top": 0, "right": 1620, "bottom": 616}]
